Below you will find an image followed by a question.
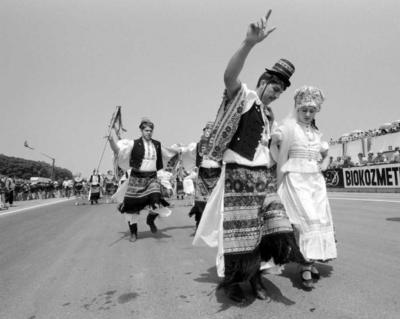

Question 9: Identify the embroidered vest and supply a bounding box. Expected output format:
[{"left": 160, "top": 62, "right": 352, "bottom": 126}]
[
  {"left": 195, "top": 142, "right": 202, "bottom": 167},
  {"left": 228, "top": 103, "right": 266, "bottom": 161},
  {"left": 130, "top": 138, "right": 163, "bottom": 171}
]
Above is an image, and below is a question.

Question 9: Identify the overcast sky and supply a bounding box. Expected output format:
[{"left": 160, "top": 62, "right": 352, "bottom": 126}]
[{"left": 1, "top": 0, "right": 399, "bottom": 176}]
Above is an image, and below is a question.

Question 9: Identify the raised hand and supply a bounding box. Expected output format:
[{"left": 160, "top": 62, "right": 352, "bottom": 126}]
[{"left": 245, "top": 10, "right": 276, "bottom": 46}]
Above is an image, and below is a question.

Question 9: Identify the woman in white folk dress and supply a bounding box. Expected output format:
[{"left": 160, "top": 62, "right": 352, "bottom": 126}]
[{"left": 272, "top": 86, "right": 337, "bottom": 289}]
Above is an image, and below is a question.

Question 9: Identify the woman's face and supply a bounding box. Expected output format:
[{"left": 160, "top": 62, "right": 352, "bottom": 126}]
[
  {"left": 297, "top": 105, "right": 317, "bottom": 125},
  {"left": 141, "top": 126, "right": 153, "bottom": 140}
]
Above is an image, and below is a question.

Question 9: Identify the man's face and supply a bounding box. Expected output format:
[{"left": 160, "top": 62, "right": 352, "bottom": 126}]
[
  {"left": 258, "top": 81, "right": 284, "bottom": 105},
  {"left": 141, "top": 127, "right": 153, "bottom": 140}
]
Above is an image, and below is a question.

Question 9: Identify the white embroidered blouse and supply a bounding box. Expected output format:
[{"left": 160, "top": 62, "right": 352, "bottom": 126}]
[
  {"left": 274, "top": 122, "right": 329, "bottom": 174},
  {"left": 115, "top": 138, "right": 157, "bottom": 172}
]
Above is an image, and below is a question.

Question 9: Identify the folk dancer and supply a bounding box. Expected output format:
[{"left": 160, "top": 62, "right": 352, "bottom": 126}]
[
  {"left": 273, "top": 86, "right": 337, "bottom": 289},
  {"left": 88, "top": 170, "right": 101, "bottom": 205},
  {"left": 108, "top": 118, "right": 171, "bottom": 242},
  {"left": 73, "top": 173, "right": 85, "bottom": 205},
  {"left": 189, "top": 121, "right": 222, "bottom": 230},
  {"left": 194, "top": 11, "right": 301, "bottom": 302}
]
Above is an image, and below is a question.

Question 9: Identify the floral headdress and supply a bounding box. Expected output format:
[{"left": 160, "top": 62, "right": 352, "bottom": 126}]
[{"left": 294, "top": 86, "right": 325, "bottom": 112}]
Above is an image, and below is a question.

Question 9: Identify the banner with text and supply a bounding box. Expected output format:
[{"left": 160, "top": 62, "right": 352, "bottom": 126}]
[
  {"left": 343, "top": 164, "right": 400, "bottom": 188},
  {"left": 323, "top": 169, "right": 344, "bottom": 188}
]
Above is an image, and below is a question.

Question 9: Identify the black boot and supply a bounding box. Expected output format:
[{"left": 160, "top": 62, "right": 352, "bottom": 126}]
[
  {"left": 249, "top": 271, "right": 269, "bottom": 300},
  {"left": 146, "top": 213, "right": 159, "bottom": 233},
  {"left": 223, "top": 283, "right": 246, "bottom": 303},
  {"left": 195, "top": 211, "right": 203, "bottom": 231},
  {"left": 128, "top": 223, "right": 138, "bottom": 242}
]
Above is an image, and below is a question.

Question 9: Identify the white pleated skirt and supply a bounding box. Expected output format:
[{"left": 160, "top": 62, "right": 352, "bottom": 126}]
[{"left": 278, "top": 172, "right": 337, "bottom": 261}]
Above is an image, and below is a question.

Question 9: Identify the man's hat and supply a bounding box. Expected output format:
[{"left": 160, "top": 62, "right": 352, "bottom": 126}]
[
  {"left": 139, "top": 117, "right": 154, "bottom": 129},
  {"left": 265, "top": 58, "right": 295, "bottom": 87}
]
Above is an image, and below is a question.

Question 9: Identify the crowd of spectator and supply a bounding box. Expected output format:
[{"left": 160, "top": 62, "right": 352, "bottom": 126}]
[
  {"left": 329, "top": 121, "right": 400, "bottom": 145},
  {"left": 0, "top": 171, "right": 123, "bottom": 210},
  {"left": 326, "top": 147, "right": 400, "bottom": 169},
  {"left": 0, "top": 176, "right": 80, "bottom": 209}
]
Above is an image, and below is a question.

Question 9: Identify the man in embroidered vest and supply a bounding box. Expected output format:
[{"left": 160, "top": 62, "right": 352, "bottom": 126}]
[
  {"left": 193, "top": 11, "right": 300, "bottom": 303},
  {"left": 88, "top": 170, "right": 101, "bottom": 205},
  {"left": 188, "top": 121, "right": 222, "bottom": 231},
  {"left": 108, "top": 118, "right": 170, "bottom": 242}
]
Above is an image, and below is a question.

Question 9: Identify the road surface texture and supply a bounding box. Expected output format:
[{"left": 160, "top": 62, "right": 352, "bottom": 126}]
[{"left": 1, "top": 192, "right": 399, "bottom": 319}]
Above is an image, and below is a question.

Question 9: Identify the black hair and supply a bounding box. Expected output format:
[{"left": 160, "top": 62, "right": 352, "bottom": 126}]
[
  {"left": 256, "top": 72, "right": 287, "bottom": 90},
  {"left": 311, "top": 119, "right": 319, "bottom": 131},
  {"left": 139, "top": 120, "right": 154, "bottom": 130}
]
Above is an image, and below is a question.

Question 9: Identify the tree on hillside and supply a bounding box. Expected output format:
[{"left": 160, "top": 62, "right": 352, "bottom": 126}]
[{"left": 0, "top": 154, "right": 73, "bottom": 180}]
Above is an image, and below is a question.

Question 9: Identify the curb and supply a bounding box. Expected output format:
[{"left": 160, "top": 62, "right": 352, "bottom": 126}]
[{"left": 0, "top": 197, "right": 76, "bottom": 218}]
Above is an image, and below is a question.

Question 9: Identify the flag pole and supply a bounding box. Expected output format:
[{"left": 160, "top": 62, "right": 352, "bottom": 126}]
[{"left": 96, "top": 106, "right": 120, "bottom": 172}]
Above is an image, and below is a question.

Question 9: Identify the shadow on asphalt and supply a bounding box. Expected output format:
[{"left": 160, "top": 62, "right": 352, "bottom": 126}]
[
  {"left": 138, "top": 225, "right": 195, "bottom": 240},
  {"left": 194, "top": 266, "right": 296, "bottom": 313},
  {"left": 386, "top": 217, "right": 400, "bottom": 222},
  {"left": 280, "top": 262, "right": 334, "bottom": 290},
  {"left": 108, "top": 225, "right": 195, "bottom": 246}
]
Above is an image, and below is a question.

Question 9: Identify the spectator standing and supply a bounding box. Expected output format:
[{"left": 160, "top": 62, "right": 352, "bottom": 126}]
[
  {"left": 0, "top": 177, "right": 6, "bottom": 209},
  {"left": 356, "top": 153, "right": 367, "bottom": 166},
  {"left": 342, "top": 156, "right": 355, "bottom": 168},
  {"left": 391, "top": 147, "right": 400, "bottom": 163},
  {"left": 367, "top": 152, "right": 375, "bottom": 164},
  {"left": 326, "top": 156, "right": 334, "bottom": 169},
  {"left": 331, "top": 156, "right": 343, "bottom": 168},
  {"left": 374, "top": 151, "right": 387, "bottom": 164},
  {"left": 5, "top": 176, "right": 15, "bottom": 208}
]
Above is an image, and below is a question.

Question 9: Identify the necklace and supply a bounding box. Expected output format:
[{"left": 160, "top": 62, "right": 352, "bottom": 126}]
[{"left": 297, "top": 121, "right": 315, "bottom": 142}]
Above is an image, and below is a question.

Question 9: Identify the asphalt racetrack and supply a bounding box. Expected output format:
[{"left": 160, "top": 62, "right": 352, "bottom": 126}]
[{"left": 1, "top": 192, "right": 399, "bottom": 319}]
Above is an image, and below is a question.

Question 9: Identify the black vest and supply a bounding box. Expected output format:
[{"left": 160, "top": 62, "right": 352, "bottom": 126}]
[
  {"left": 195, "top": 142, "right": 202, "bottom": 167},
  {"left": 228, "top": 103, "right": 267, "bottom": 161},
  {"left": 130, "top": 138, "right": 163, "bottom": 171},
  {"left": 89, "top": 174, "right": 101, "bottom": 184}
]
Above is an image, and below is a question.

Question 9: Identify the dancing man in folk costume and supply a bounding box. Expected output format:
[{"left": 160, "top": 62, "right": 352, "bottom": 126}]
[
  {"left": 189, "top": 121, "right": 222, "bottom": 231},
  {"left": 272, "top": 86, "right": 337, "bottom": 289},
  {"left": 103, "top": 170, "right": 117, "bottom": 204},
  {"left": 88, "top": 170, "right": 101, "bottom": 204},
  {"left": 108, "top": 118, "right": 170, "bottom": 242},
  {"left": 73, "top": 173, "right": 84, "bottom": 205},
  {"left": 175, "top": 165, "right": 185, "bottom": 200},
  {"left": 194, "top": 11, "right": 302, "bottom": 302}
]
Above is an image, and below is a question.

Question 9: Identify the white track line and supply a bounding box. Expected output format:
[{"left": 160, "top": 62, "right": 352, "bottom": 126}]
[
  {"left": 329, "top": 197, "right": 400, "bottom": 203},
  {"left": 0, "top": 198, "right": 75, "bottom": 217}
]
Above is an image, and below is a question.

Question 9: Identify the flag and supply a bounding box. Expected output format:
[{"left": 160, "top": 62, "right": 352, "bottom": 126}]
[
  {"left": 111, "top": 106, "right": 127, "bottom": 139},
  {"left": 24, "top": 140, "right": 34, "bottom": 150}
]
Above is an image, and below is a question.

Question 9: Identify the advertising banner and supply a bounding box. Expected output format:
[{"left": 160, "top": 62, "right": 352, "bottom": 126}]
[
  {"left": 343, "top": 164, "right": 400, "bottom": 188},
  {"left": 323, "top": 169, "right": 344, "bottom": 187}
]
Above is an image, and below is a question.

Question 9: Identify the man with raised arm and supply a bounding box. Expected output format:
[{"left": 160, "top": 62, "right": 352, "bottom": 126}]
[{"left": 194, "top": 11, "right": 301, "bottom": 303}]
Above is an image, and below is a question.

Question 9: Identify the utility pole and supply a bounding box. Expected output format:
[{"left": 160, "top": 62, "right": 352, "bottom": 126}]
[{"left": 24, "top": 141, "right": 56, "bottom": 181}]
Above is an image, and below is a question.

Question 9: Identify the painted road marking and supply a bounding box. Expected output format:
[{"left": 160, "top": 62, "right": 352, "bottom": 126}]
[
  {"left": 0, "top": 198, "right": 75, "bottom": 217},
  {"left": 329, "top": 197, "right": 400, "bottom": 203}
]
